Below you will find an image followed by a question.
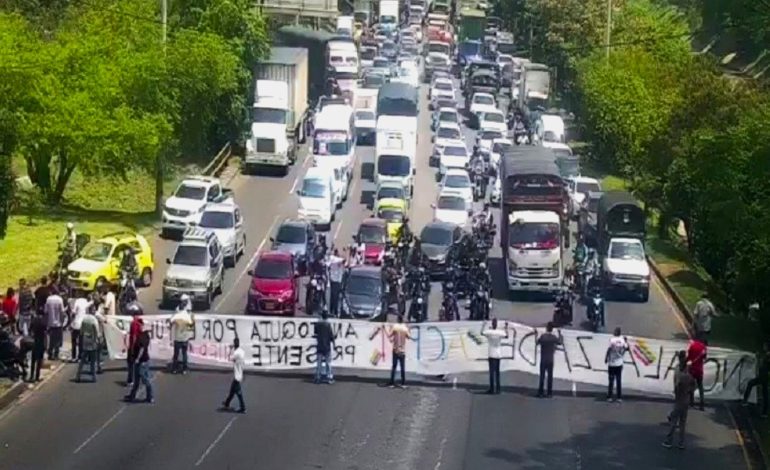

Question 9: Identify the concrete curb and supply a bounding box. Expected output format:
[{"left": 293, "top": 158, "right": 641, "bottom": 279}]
[
  {"left": 646, "top": 255, "right": 693, "bottom": 325},
  {"left": 0, "top": 362, "right": 67, "bottom": 414}
]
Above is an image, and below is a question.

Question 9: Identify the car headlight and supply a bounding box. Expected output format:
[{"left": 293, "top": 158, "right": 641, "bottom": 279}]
[
  {"left": 164, "top": 278, "right": 175, "bottom": 287},
  {"left": 373, "top": 304, "right": 382, "bottom": 316},
  {"left": 81, "top": 272, "right": 92, "bottom": 278},
  {"left": 552, "top": 261, "right": 560, "bottom": 270}
]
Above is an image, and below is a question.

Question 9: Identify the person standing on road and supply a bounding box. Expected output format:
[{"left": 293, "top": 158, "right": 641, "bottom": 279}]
[
  {"left": 99, "top": 284, "right": 117, "bottom": 317},
  {"left": 483, "top": 318, "right": 508, "bottom": 394},
  {"left": 170, "top": 295, "right": 195, "bottom": 374},
  {"left": 69, "top": 293, "right": 92, "bottom": 363},
  {"left": 743, "top": 342, "right": 770, "bottom": 418},
  {"left": 387, "top": 315, "right": 412, "bottom": 389},
  {"left": 33, "top": 276, "right": 50, "bottom": 316},
  {"left": 692, "top": 293, "right": 715, "bottom": 339},
  {"left": 17, "top": 279, "right": 35, "bottom": 337},
  {"left": 221, "top": 337, "right": 246, "bottom": 413},
  {"left": 29, "top": 311, "right": 47, "bottom": 382},
  {"left": 314, "top": 310, "right": 335, "bottom": 384},
  {"left": 76, "top": 310, "right": 100, "bottom": 382},
  {"left": 536, "top": 322, "right": 562, "bottom": 398},
  {"left": 663, "top": 350, "right": 696, "bottom": 449},
  {"left": 605, "top": 327, "right": 629, "bottom": 402},
  {"left": 126, "top": 312, "right": 144, "bottom": 386},
  {"left": 327, "top": 249, "right": 345, "bottom": 318},
  {"left": 44, "top": 288, "right": 65, "bottom": 360},
  {"left": 124, "top": 323, "right": 153, "bottom": 404},
  {"left": 687, "top": 333, "right": 707, "bottom": 410}
]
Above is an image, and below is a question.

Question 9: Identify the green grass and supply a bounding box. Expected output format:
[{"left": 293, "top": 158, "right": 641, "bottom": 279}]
[{"left": 0, "top": 164, "right": 197, "bottom": 290}]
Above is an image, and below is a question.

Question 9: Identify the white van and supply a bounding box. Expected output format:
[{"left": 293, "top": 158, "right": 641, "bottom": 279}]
[
  {"left": 336, "top": 16, "right": 354, "bottom": 37},
  {"left": 313, "top": 104, "right": 356, "bottom": 179},
  {"left": 327, "top": 40, "right": 359, "bottom": 74},
  {"left": 537, "top": 114, "right": 566, "bottom": 144},
  {"left": 375, "top": 115, "right": 418, "bottom": 196},
  {"left": 297, "top": 167, "right": 336, "bottom": 227}
]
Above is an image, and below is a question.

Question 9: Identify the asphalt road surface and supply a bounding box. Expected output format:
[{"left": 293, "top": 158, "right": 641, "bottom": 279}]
[{"left": 0, "top": 78, "right": 749, "bottom": 470}]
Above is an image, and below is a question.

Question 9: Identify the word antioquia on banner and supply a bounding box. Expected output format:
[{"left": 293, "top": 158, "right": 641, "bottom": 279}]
[{"left": 104, "top": 315, "right": 756, "bottom": 400}]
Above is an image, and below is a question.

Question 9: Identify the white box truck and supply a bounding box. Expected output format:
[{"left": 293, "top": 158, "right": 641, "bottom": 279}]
[
  {"left": 375, "top": 115, "right": 418, "bottom": 197},
  {"left": 246, "top": 47, "right": 309, "bottom": 175}
]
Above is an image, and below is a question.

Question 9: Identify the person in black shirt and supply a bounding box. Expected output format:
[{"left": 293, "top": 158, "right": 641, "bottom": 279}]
[
  {"left": 536, "top": 322, "right": 562, "bottom": 398},
  {"left": 743, "top": 342, "right": 770, "bottom": 417},
  {"left": 33, "top": 276, "right": 50, "bottom": 315},
  {"left": 314, "top": 311, "right": 335, "bottom": 384},
  {"left": 29, "top": 312, "right": 47, "bottom": 382},
  {"left": 123, "top": 327, "right": 153, "bottom": 403}
]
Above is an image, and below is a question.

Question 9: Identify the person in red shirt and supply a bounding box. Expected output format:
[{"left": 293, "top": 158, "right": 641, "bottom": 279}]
[
  {"left": 2, "top": 288, "right": 18, "bottom": 333},
  {"left": 687, "top": 334, "right": 707, "bottom": 410},
  {"left": 126, "top": 312, "right": 144, "bottom": 386}
]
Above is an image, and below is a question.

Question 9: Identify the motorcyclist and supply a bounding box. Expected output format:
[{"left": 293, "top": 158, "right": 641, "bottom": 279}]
[
  {"left": 513, "top": 120, "right": 527, "bottom": 145},
  {"left": 586, "top": 283, "right": 605, "bottom": 329},
  {"left": 573, "top": 236, "right": 588, "bottom": 267},
  {"left": 119, "top": 246, "right": 139, "bottom": 279}
]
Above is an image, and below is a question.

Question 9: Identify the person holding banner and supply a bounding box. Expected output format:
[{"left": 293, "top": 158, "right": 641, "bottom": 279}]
[
  {"left": 536, "top": 322, "right": 561, "bottom": 398},
  {"left": 314, "top": 311, "right": 335, "bottom": 384},
  {"left": 483, "top": 318, "right": 508, "bottom": 395},
  {"left": 687, "top": 334, "right": 707, "bottom": 411},
  {"left": 388, "top": 315, "right": 412, "bottom": 389}
]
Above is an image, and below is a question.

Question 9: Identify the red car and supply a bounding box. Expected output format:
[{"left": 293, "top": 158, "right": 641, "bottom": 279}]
[
  {"left": 246, "top": 251, "right": 299, "bottom": 315},
  {"left": 356, "top": 218, "right": 387, "bottom": 265}
]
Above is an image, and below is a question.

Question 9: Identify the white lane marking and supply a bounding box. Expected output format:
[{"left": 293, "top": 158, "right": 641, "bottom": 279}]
[
  {"left": 195, "top": 416, "right": 238, "bottom": 466},
  {"left": 288, "top": 151, "right": 314, "bottom": 194},
  {"left": 214, "top": 214, "right": 280, "bottom": 309},
  {"left": 571, "top": 382, "right": 577, "bottom": 397},
  {"left": 433, "top": 435, "right": 448, "bottom": 470},
  {"left": 73, "top": 405, "right": 126, "bottom": 454},
  {"left": 332, "top": 177, "right": 362, "bottom": 243}
]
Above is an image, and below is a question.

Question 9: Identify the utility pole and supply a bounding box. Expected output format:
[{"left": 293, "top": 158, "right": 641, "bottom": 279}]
[
  {"left": 155, "top": 0, "right": 168, "bottom": 216},
  {"left": 605, "top": 0, "right": 612, "bottom": 60}
]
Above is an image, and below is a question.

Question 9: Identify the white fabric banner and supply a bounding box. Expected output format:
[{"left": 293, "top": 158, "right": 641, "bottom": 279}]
[{"left": 104, "top": 315, "right": 756, "bottom": 400}]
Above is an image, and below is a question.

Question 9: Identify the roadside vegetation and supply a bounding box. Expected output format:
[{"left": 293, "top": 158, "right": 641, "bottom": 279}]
[{"left": 0, "top": 0, "right": 269, "bottom": 286}]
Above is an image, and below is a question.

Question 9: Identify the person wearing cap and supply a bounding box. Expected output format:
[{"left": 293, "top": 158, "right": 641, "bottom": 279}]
[
  {"left": 125, "top": 302, "right": 144, "bottom": 386},
  {"left": 76, "top": 309, "right": 101, "bottom": 382},
  {"left": 124, "top": 322, "right": 153, "bottom": 404},
  {"left": 170, "top": 295, "right": 195, "bottom": 374}
]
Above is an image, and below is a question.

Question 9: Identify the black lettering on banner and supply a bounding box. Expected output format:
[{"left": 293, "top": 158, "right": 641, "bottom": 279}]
[
  {"left": 344, "top": 345, "right": 355, "bottom": 365},
  {"left": 660, "top": 349, "right": 678, "bottom": 381},
  {"left": 298, "top": 321, "right": 309, "bottom": 339},
  {"left": 288, "top": 345, "right": 302, "bottom": 366},
  {"left": 556, "top": 330, "right": 572, "bottom": 373},
  {"left": 225, "top": 319, "right": 236, "bottom": 339},
  {"left": 518, "top": 328, "right": 537, "bottom": 366},
  {"left": 250, "top": 321, "right": 261, "bottom": 341},
  {"left": 703, "top": 358, "right": 721, "bottom": 392},
  {"left": 212, "top": 320, "right": 225, "bottom": 342},
  {"left": 252, "top": 346, "right": 262, "bottom": 366},
  {"left": 572, "top": 336, "right": 593, "bottom": 370},
  {"left": 277, "top": 345, "right": 288, "bottom": 364},
  {"left": 201, "top": 319, "right": 212, "bottom": 340},
  {"left": 723, "top": 355, "right": 753, "bottom": 393},
  {"left": 331, "top": 322, "right": 344, "bottom": 339},
  {"left": 283, "top": 321, "right": 296, "bottom": 341},
  {"left": 505, "top": 326, "right": 517, "bottom": 360}
]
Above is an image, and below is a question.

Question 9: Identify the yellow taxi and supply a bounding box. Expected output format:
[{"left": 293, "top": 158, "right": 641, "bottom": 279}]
[
  {"left": 374, "top": 198, "right": 407, "bottom": 243},
  {"left": 67, "top": 232, "right": 155, "bottom": 291}
]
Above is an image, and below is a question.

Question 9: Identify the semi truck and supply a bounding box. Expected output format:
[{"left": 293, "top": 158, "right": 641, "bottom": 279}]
[
  {"left": 500, "top": 148, "right": 569, "bottom": 294},
  {"left": 275, "top": 26, "right": 335, "bottom": 102},
  {"left": 245, "top": 47, "right": 309, "bottom": 175},
  {"left": 517, "top": 62, "right": 551, "bottom": 113},
  {"left": 597, "top": 191, "right": 650, "bottom": 301}
]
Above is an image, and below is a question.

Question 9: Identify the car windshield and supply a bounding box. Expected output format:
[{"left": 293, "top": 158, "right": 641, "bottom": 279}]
[
  {"left": 358, "top": 224, "right": 386, "bottom": 243},
  {"left": 437, "top": 99, "right": 456, "bottom": 109},
  {"left": 437, "top": 127, "right": 461, "bottom": 139},
  {"left": 377, "top": 186, "right": 404, "bottom": 200},
  {"left": 438, "top": 111, "right": 457, "bottom": 123},
  {"left": 481, "top": 130, "right": 502, "bottom": 140},
  {"left": 428, "top": 43, "right": 449, "bottom": 54},
  {"left": 493, "top": 142, "right": 512, "bottom": 154},
  {"left": 484, "top": 112, "right": 504, "bottom": 123},
  {"left": 428, "top": 55, "right": 449, "bottom": 65},
  {"left": 435, "top": 81, "right": 452, "bottom": 91},
  {"left": 610, "top": 242, "right": 645, "bottom": 261},
  {"left": 474, "top": 95, "right": 494, "bottom": 106},
  {"left": 173, "top": 245, "right": 207, "bottom": 266},
  {"left": 364, "top": 74, "right": 385, "bottom": 86},
  {"left": 346, "top": 274, "right": 382, "bottom": 297},
  {"left": 576, "top": 182, "right": 601, "bottom": 194},
  {"left": 382, "top": 42, "right": 396, "bottom": 51},
  {"left": 356, "top": 110, "right": 375, "bottom": 120},
  {"left": 199, "top": 211, "right": 233, "bottom": 229},
  {"left": 437, "top": 196, "right": 465, "bottom": 210},
  {"left": 254, "top": 258, "right": 293, "bottom": 279},
  {"left": 459, "top": 41, "right": 481, "bottom": 56},
  {"left": 300, "top": 179, "right": 327, "bottom": 198},
  {"left": 175, "top": 184, "right": 206, "bottom": 200},
  {"left": 373, "top": 59, "right": 390, "bottom": 68},
  {"left": 377, "top": 155, "right": 411, "bottom": 176},
  {"left": 378, "top": 208, "right": 404, "bottom": 221},
  {"left": 314, "top": 139, "right": 349, "bottom": 156},
  {"left": 421, "top": 226, "right": 452, "bottom": 245},
  {"left": 275, "top": 225, "right": 305, "bottom": 244},
  {"left": 443, "top": 146, "right": 467, "bottom": 157},
  {"left": 445, "top": 174, "right": 470, "bottom": 188},
  {"left": 509, "top": 222, "right": 560, "bottom": 250},
  {"left": 82, "top": 242, "right": 113, "bottom": 262},
  {"left": 361, "top": 48, "right": 376, "bottom": 60}
]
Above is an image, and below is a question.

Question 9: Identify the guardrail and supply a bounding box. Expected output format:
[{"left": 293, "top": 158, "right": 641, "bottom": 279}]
[{"left": 202, "top": 142, "right": 232, "bottom": 177}]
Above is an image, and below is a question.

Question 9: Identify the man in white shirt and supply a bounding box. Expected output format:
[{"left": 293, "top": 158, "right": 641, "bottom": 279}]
[
  {"left": 692, "top": 293, "right": 715, "bottom": 339},
  {"left": 327, "top": 249, "right": 345, "bottom": 317},
  {"left": 170, "top": 294, "right": 195, "bottom": 374},
  {"left": 221, "top": 337, "right": 246, "bottom": 413},
  {"left": 605, "top": 327, "right": 629, "bottom": 402},
  {"left": 99, "top": 284, "right": 116, "bottom": 317},
  {"left": 482, "top": 318, "right": 509, "bottom": 394},
  {"left": 69, "top": 294, "right": 93, "bottom": 363}
]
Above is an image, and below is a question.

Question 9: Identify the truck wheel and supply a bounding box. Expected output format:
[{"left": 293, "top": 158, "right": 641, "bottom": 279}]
[
  {"left": 201, "top": 288, "right": 212, "bottom": 310},
  {"left": 640, "top": 289, "right": 649, "bottom": 303}
]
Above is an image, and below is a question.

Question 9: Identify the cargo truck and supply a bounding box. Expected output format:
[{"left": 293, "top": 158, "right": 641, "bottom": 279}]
[
  {"left": 500, "top": 148, "right": 569, "bottom": 294},
  {"left": 275, "top": 26, "right": 335, "bottom": 102},
  {"left": 517, "top": 63, "right": 550, "bottom": 113},
  {"left": 246, "top": 47, "right": 310, "bottom": 175},
  {"left": 459, "top": 8, "right": 485, "bottom": 41}
]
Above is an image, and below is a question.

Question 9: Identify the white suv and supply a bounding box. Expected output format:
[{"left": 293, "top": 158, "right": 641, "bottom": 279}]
[
  {"left": 162, "top": 176, "right": 234, "bottom": 238},
  {"left": 163, "top": 228, "right": 225, "bottom": 310},
  {"left": 197, "top": 202, "right": 246, "bottom": 268},
  {"left": 603, "top": 238, "right": 650, "bottom": 302}
]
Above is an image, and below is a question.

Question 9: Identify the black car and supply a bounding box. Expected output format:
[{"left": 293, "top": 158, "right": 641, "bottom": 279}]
[
  {"left": 270, "top": 219, "right": 316, "bottom": 274},
  {"left": 342, "top": 265, "right": 383, "bottom": 320},
  {"left": 420, "top": 221, "right": 464, "bottom": 277}
]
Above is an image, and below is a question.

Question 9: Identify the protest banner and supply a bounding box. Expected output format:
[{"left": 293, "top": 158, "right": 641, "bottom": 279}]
[{"left": 104, "top": 315, "right": 756, "bottom": 400}]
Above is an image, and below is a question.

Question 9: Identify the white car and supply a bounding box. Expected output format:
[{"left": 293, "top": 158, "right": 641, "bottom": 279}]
[
  {"left": 497, "top": 54, "right": 514, "bottom": 67},
  {"left": 392, "top": 65, "right": 420, "bottom": 88},
  {"left": 440, "top": 169, "right": 473, "bottom": 210},
  {"left": 433, "top": 191, "right": 470, "bottom": 226},
  {"left": 567, "top": 176, "right": 602, "bottom": 217},
  {"left": 297, "top": 167, "right": 336, "bottom": 228},
  {"left": 476, "top": 129, "right": 504, "bottom": 155},
  {"left": 162, "top": 176, "right": 233, "bottom": 237},
  {"left": 468, "top": 92, "right": 497, "bottom": 118},
  {"left": 429, "top": 77, "right": 455, "bottom": 101},
  {"left": 543, "top": 141, "right": 573, "bottom": 155},
  {"left": 432, "top": 123, "right": 463, "bottom": 163},
  {"left": 490, "top": 138, "right": 513, "bottom": 168},
  {"left": 354, "top": 109, "right": 377, "bottom": 145},
  {"left": 490, "top": 176, "right": 501, "bottom": 205},
  {"left": 431, "top": 107, "right": 461, "bottom": 131},
  {"left": 478, "top": 109, "right": 507, "bottom": 134},
  {"left": 438, "top": 140, "right": 470, "bottom": 177},
  {"left": 603, "top": 238, "right": 651, "bottom": 301},
  {"left": 197, "top": 202, "right": 246, "bottom": 267}
]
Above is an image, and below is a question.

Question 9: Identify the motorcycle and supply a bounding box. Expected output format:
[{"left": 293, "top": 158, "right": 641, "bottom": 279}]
[
  {"left": 439, "top": 281, "right": 459, "bottom": 321},
  {"left": 117, "top": 270, "right": 138, "bottom": 314},
  {"left": 469, "top": 288, "right": 491, "bottom": 321},
  {"left": 305, "top": 274, "right": 327, "bottom": 315},
  {"left": 552, "top": 288, "right": 574, "bottom": 326},
  {"left": 586, "top": 288, "right": 605, "bottom": 332}
]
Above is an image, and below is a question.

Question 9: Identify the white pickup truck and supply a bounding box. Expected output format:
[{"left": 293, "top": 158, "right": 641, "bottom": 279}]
[{"left": 162, "top": 176, "right": 234, "bottom": 238}]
